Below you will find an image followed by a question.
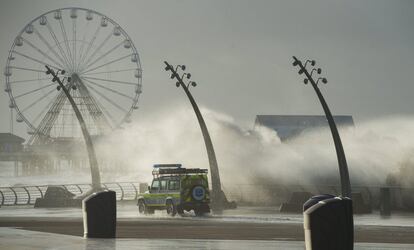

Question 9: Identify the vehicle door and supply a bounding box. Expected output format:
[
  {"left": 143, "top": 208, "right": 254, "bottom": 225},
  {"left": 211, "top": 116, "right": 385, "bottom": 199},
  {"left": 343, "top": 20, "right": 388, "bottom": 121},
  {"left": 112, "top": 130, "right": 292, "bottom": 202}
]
[
  {"left": 168, "top": 178, "right": 181, "bottom": 204},
  {"left": 157, "top": 178, "right": 168, "bottom": 205},
  {"left": 146, "top": 178, "right": 160, "bottom": 206}
]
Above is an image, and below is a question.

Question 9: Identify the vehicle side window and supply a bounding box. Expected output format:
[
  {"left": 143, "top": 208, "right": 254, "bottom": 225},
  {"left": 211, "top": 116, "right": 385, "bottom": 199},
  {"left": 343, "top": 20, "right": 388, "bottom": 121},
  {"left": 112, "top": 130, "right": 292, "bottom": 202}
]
[
  {"left": 151, "top": 179, "right": 160, "bottom": 192},
  {"left": 168, "top": 180, "right": 180, "bottom": 190},
  {"left": 160, "top": 180, "right": 167, "bottom": 191}
]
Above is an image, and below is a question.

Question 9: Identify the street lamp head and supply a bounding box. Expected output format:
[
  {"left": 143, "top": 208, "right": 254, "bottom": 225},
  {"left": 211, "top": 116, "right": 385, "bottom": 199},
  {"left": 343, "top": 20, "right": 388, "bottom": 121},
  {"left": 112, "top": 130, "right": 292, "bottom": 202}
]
[
  {"left": 170, "top": 74, "right": 175, "bottom": 79},
  {"left": 191, "top": 81, "right": 197, "bottom": 87},
  {"left": 67, "top": 77, "right": 71, "bottom": 83},
  {"left": 165, "top": 65, "right": 172, "bottom": 71},
  {"left": 56, "top": 86, "right": 61, "bottom": 91},
  {"left": 292, "top": 60, "right": 299, "bottom": 67},
  {"left": 317, "top": 68, "right": 322, "bottom": 74},
  {"left": 186, "top": 73, "right": 191, "bottom": 79},
  {"left": 316, "top": 77, "right": 328, "bottom": 85},
  {"left": 176, "top": 82, "right": 180, "bottom": 87},
  {"left": 298, "top": 69, "right": 304, "bottom": 75},
  {"left": 60, "top": 70, "right": 65, "bottom": 75},
  {"left": 304, "top": 79, "right": 308, "bottom": 84},
  {"left": 72, "top": 85, "right": 77, "bottom": 90},
  {"left": 46, "top": 70, "right": 51, "bottom": 75},
  {"left": 180, "top": 65, "right": 186, "bottom": 71},
  {"left": 52, "top": 77, "right": 57, "bottom": 82},
  {"left": 304, "top": 59, "right": 316, "bottom": 68}
]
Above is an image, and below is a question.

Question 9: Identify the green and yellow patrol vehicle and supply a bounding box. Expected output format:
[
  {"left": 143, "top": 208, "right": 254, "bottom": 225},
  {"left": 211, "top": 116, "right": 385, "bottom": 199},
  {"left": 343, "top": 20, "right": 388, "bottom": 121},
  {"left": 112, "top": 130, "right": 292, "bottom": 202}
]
[{"left": 137, "top": 164, "right": 211, "bottom": 216}]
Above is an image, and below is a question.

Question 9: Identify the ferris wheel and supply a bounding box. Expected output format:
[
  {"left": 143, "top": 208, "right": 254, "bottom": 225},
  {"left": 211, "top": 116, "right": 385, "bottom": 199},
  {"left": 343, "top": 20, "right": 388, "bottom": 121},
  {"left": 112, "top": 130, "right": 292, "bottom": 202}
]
[{"left": 4, "top": 7, "right": 142, "bottom": 142}]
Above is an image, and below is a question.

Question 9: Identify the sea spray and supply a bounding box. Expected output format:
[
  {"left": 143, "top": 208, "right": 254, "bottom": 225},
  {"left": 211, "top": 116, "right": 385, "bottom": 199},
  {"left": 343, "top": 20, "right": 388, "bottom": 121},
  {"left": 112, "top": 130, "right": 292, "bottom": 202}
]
[{"left": 3, "top": 105, "right": 413, "bottom": 196}]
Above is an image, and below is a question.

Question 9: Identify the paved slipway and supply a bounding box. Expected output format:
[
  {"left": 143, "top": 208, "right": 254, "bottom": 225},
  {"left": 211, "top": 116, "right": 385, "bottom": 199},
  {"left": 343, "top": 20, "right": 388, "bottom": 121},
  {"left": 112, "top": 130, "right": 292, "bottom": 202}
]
[{"left": 1, "top": 205, "right": 414, "bottom": 249}]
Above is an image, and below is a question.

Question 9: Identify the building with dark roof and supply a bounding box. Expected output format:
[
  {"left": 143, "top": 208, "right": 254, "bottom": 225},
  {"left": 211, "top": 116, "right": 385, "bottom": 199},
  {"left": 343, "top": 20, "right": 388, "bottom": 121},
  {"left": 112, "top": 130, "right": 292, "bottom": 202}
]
[{"left": 254, "top": 115, "right": 354, "bottom": 141}]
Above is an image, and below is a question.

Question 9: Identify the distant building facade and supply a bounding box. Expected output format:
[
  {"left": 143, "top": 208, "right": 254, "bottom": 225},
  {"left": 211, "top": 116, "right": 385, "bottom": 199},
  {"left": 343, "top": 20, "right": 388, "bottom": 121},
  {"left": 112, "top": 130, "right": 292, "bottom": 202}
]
[
  {"left": 0, "top": 133, "right": 25, "bottom": 153},
  {"left": 254, "top": 115, "right": 354, "bottom": 141},
  {"left": 0, "top": 133, "right": 26, "bottom": 176}
]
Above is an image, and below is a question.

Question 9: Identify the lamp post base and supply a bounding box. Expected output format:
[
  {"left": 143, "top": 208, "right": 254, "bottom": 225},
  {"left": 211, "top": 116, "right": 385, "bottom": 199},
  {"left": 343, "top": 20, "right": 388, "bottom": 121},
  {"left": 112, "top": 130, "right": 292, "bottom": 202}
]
[{"left": 211, "top": 190, "right": 237, "bottom": 214}]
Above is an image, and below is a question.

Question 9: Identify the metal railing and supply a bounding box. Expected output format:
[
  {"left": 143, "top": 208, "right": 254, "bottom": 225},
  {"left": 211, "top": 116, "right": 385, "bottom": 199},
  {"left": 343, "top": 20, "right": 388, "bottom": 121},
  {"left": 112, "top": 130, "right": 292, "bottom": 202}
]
[
  {"left": 1, "top": 182, "right": 413, "bottom": 210},
  {"left": 0, "top": 182, "right": 141, "bottom": 206}
]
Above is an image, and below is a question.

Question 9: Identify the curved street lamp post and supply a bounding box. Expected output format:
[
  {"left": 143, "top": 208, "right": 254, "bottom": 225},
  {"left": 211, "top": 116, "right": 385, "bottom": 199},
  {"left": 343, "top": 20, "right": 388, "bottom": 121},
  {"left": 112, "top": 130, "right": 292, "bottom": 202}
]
[
  {"left": 292, "top": 56, "right": 354, "bottom": 250},
  {"left": 45, "top": 65, "right": 101, "bottom": 191},
  {"left": 292, "top": 56, "right": 351, "bottom": 198},
  {"left": 164, "top": 61, "right": 225, "bottom": 213}
]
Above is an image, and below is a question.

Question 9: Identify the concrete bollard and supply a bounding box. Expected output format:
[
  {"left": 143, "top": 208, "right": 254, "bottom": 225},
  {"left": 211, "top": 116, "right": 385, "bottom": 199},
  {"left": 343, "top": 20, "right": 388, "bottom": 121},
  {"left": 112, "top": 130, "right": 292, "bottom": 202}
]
[
  {"left": 380, "top": 187, "right": 391, "bottom": 216},
  {"left": 304, "top": 196, "right": 354, "bottom": 250},
  {"left": 83, "top": 190, "right": 116, "bottom": 238}
]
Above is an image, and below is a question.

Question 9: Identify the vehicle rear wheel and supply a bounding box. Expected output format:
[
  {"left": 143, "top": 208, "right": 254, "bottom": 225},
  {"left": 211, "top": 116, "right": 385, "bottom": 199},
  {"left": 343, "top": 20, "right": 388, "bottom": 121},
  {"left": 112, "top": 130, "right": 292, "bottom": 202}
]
[
  {"left": 177, "top": 206, "right": 184, "bottom": 216},
  {"left": 166, "top": 201, "right": 177, "bottom": 217}
]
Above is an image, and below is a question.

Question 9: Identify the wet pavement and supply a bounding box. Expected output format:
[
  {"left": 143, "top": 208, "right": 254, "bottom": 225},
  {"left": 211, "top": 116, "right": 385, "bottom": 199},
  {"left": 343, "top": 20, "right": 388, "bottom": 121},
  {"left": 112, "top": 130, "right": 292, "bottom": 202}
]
[
  {"left": 1, "top": 203, "right": 414, "bottom": 228},
  {"left": 1, "top": 204, "right": 414, "bottom": 249},
  {"left": 1, "top": 227, "right": 414, "bottom": 250}
]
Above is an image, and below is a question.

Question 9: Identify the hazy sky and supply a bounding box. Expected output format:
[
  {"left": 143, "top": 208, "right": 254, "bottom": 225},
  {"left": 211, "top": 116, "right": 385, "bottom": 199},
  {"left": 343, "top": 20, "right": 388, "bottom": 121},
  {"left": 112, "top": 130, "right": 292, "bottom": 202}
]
[{"left": 1, "top": 0, "right": 414, "bottom": 138}]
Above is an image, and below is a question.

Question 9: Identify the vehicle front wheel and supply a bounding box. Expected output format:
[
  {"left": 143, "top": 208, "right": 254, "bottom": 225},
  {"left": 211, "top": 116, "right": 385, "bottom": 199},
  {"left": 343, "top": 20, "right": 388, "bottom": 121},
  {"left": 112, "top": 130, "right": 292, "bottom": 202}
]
[
  {"left": 138, "top": 200, "right": 154, "bottom": 215},
  {"left": 166, "top": 201, "right": 177, "bottom": 217},
  {"left": 138, "top": 200, "right": 146, "bottom": 214}
]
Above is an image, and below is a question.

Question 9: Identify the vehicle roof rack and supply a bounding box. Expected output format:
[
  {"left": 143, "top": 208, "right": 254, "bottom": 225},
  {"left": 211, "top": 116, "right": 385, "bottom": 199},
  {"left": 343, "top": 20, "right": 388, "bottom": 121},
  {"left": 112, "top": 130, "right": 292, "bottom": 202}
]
[
  {"left": 153, "top": 164, "right": 182, "bottom": 169},
  {"left": 152, "top": 167, "right": 208, "bottom": 176}
]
